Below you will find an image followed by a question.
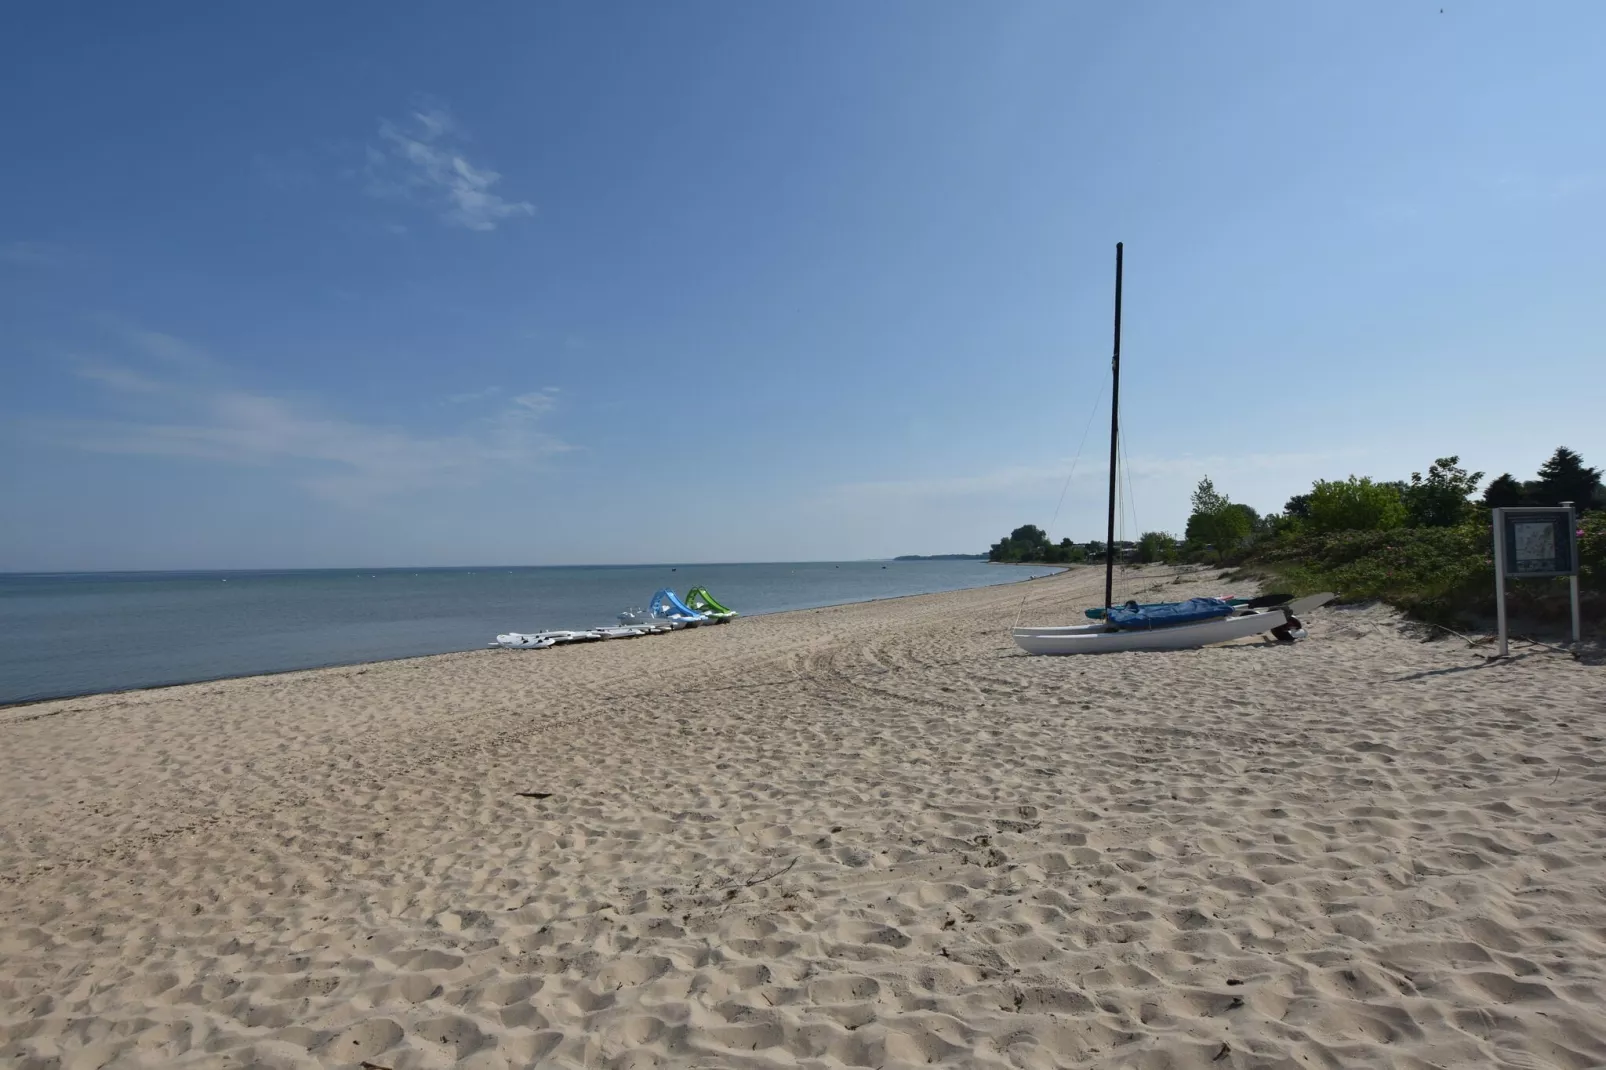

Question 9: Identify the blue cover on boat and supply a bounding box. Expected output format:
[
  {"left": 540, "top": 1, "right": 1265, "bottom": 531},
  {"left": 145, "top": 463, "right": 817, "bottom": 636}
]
[
  {"left": 1107, "top": 597, "right": 1235, "bottom": 630},
  {"left": 649, "top": 589, "right": 706, "bottom": 620},
  {"left": 1085, "top": 596, "right": 1250, "bottom": 619}
]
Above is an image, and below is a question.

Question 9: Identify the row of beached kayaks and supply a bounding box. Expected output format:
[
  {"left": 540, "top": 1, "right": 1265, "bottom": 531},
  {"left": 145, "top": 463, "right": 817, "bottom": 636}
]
[{"left": 492, "top": 587, "right": 739, "bottom": 650}]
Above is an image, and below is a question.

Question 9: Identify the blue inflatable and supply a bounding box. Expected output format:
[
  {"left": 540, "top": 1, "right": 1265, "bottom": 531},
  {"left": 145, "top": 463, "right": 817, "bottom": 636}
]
[{"left": 648, "top": 589, "right": 707, "bottom": 622}]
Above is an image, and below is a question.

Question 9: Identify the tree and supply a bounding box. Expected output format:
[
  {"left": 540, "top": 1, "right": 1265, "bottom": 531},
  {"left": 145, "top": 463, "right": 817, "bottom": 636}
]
[
  {"left": 1284, "top": 493, "right": 1313, "bottom": 520},
  {"left": 1085, "top": 540, "right": 1106, "bottom": 560},
  {"left": 1011, "top": 525, "right": 1050, "bottom": 550},
  {"left": 988, "top": 524, "right": 1063, "bottom": 563},
  {"left": 1403, "top": 456, "right": 1484, "bottom": 527},
  {"left": 1186, "top": 505, "right": 1253, "bottom": 554},
  {"left": 1529, "top": 447, "right": 1602, "bottom": 511},
  {"left": 1481, "top": 473, "right": 1525, "bottom": 510},
  {"left": 1227, "top": 502, "right": 1272, "bottom": 534},
  {"left": 1306, "top": 476, "right": 1407, "bottom": 533},
  {"left": 1191, "top": 477, "right": 1229, "bottom": 517},
  {"left": 1185, "top": 476, "right": 1252, "bottom": 556},
  {"left": 1135, "top": 531, "right": 1179, "bottom": 564}
]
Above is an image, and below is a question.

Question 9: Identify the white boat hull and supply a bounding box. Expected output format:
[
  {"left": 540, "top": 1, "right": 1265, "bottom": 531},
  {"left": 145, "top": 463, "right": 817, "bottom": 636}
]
[
  {"left": 1012, "top": 608, "right": 1289, "bottom": 654},
  {"left": 1015, "top": 592, "right": 1333, "bottom": 642},
  {"left": 495, "top": 630, "right": 602, "bottom": 648},
  {"left": 495, "top": 633, "right": 557, "bottom": 649},
  {"left": 595, "top": 625, "right": 651, "bottom": 639},
  {"left": 618, "top": 609, "right": 696, "bottom": 629}
]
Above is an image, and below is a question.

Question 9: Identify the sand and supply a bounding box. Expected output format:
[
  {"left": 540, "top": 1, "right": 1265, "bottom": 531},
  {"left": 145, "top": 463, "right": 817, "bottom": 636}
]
[{"left": 2, "top": 566, "right": 1604, "bottom": 1070}]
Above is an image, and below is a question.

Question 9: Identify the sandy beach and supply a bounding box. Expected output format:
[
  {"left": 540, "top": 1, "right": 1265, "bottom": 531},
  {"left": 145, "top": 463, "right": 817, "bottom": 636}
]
[{"left": 3, "top": 566, "right": 1604, "bottom": 1070}]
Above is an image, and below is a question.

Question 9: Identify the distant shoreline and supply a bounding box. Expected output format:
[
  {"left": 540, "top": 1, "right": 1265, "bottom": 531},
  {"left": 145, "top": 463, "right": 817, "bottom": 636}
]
[{"left": 891, "top": 554, "right": 988, "bottom": 561}]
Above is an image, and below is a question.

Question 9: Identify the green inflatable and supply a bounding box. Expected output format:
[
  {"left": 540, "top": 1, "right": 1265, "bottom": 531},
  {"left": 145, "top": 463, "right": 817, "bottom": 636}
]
[{"left": 685, "top": 587, "right": 738, "bottom": 622}]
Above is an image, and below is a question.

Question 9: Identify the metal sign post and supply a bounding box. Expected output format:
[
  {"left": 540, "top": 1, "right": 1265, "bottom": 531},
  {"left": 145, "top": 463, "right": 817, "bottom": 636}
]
[
  {"left": 1493, "top": 509, "right": 1509, "bottom": 657},
  {"left": 1564, "top": 503, "right": 1583, "bottom": 646},
  {"left": 1491, "top": 505, "right": 1581, "bottom": 657}
]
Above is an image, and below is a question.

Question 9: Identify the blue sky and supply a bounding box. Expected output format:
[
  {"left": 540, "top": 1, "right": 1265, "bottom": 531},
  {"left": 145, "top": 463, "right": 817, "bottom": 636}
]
[{"left": 3, "top": 1, "right": 1603, "bottom": 570}]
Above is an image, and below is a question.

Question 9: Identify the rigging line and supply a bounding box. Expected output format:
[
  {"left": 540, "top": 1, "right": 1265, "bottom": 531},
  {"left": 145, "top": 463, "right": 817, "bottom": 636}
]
[
  {"left": 1046, "top": 378, "right": 1108, "bottom": 536},
  {"left": 1121, "top": 432, "right": 1143, "bottom": 600},
  {"left": 1114, "top": 431, "right": 1134, "bottom": 600},
  {"left": 1111, "top": 424, "right": 1146, "bottom": 602},
  {"left": 1119, "top": 422, "right": 1140, "bottom": 546},
  {"left": 1011, "top": 380, "right": 1108, "bottom": 630},
  {"left": 1113, "top": 432, "right": 1123, "bottom": 547}
]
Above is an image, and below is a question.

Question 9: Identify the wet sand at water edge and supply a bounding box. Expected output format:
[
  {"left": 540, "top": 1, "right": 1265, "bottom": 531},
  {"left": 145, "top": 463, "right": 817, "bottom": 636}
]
[{"left": 3, "top": 566, "right": 1605, "bottom": 1069}]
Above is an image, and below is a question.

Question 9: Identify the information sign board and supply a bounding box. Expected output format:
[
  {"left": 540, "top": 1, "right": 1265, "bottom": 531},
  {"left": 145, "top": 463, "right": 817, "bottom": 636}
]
[
  {"left": 1502, "top": 510, "right": 1577, "bottom": 578},
  {"left": 1491, "top": 506, "right": 1582, "bottom": 656}
]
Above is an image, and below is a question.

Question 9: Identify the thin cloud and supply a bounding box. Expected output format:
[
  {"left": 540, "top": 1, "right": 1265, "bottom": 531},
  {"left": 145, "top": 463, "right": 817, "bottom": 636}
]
[
  {"left": 835, "top": 463, "right": 1074, "bottom": 500},
  {"left": 70, "top": 360, "right": 165, "bottom": 395},
  {"left": 1489, "top": 170, "right": 1603, "bottom": 203},
  {"left": 368, "top": 105, "right": 534, "bottom": 232},
  {"left": 1, "top": 241, "right": 67, "bottom": 266},
  {"left": 510, "top": 388, "right": 558, "bottom": 416},
  {"left": 122, "top": 326, "right": 218, "bottom": 372},
  {"left": 834, "top": 449, "right": 1366, "bottom": 500},
  {"left": 250, "top": 149, "right": 318, "bottom": 191},
  {"left": 50, "top": 336, "right": 573, "bottom": 502},
  {"left": 445, "top": 385, "right": 502, "bottom": 404}
]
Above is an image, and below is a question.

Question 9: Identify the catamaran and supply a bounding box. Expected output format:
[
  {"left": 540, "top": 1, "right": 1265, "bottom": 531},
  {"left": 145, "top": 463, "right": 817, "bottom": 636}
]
[{"left": 1012, "top": 244, "right": 1327, "bottom": 655}]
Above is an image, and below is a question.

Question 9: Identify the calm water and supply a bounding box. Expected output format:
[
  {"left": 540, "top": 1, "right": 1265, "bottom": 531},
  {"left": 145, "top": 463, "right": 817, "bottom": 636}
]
[{"left": 0, "top": 561, "right": 1058, "bottom": 704}]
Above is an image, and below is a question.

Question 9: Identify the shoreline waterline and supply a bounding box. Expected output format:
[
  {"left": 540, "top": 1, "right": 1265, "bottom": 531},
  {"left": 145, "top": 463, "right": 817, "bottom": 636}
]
[{"left": 0, "top": 561, "right": 1067, "bottom": 708}]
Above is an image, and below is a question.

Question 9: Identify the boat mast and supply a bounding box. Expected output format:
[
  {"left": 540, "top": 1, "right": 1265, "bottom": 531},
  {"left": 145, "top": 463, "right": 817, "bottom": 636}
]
[{"left": 1104, "top": 242, "right": 1123, "bottom": 611}]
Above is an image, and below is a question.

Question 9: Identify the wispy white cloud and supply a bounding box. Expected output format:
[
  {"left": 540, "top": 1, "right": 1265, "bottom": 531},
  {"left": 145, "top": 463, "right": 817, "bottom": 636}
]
[
  {"left": 445, "top": 385, "right": 502, "bottom": 404},
  {"left": 367, "top": 105, "right": 534, "bottom": 232},
  {"left": 49, "top": 334, "right": 573, "bottom": 502},
  {"left": 1488, "top": 170, "right": 1603, "bottom": 203},
  {"left": 250, "top": 149, "right": 319, "bottom": 191},
  {"left": 1, "top": 240, "right": 67, "bottom": 266},
  {"left": 834, "top": 463, "right": 1073, "bottom": 500},
  {"left": 69, "top": 360, "right": 166, "bottom": 395},
  {"left": 510, "top": 387, "right": 559, "bottom": 415},
  {"left": 119, "top": 325, "right": 218, "bottom": 372},
  {"left": 833, "top": 449, "right": 1367, "bottom": 501}
]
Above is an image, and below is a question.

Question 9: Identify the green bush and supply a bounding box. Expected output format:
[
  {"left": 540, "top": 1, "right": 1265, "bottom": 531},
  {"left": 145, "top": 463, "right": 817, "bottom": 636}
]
[
  {"left": 1248, "top": 523, "right": 1490, "bottom": 623},
  {"left": 1246, "top": 517, "right": 1604, "bottom": 627},
  {"left": 1581, "top": 511, "right": 1606, "bottom": 592},
  {"left": 1135, "top": 531, "right": 1179, "bottom": 564},
  {"left": 1216, "top": 450, "right": 1603, "bottom": 631},
  {"left": 1306, "top": 476, "right": 1408, "bottom": 534}
]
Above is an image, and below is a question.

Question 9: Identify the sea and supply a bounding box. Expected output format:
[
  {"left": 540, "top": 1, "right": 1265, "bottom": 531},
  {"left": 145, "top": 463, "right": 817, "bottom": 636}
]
[{"left": 0, "top": 560, "right": 1060, "bottom": 705}]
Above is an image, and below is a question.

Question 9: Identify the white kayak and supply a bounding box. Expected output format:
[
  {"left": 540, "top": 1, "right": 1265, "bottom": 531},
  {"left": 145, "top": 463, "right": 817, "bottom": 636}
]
[
  {"left": 594, "top": 626, "right": 651, "bottom": 639},
  {"left": 495, "top": 633, "right": 557, "bottom": 649},
  {"left": 494, "top": 630, "right": 602, "bottom": 648}
]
